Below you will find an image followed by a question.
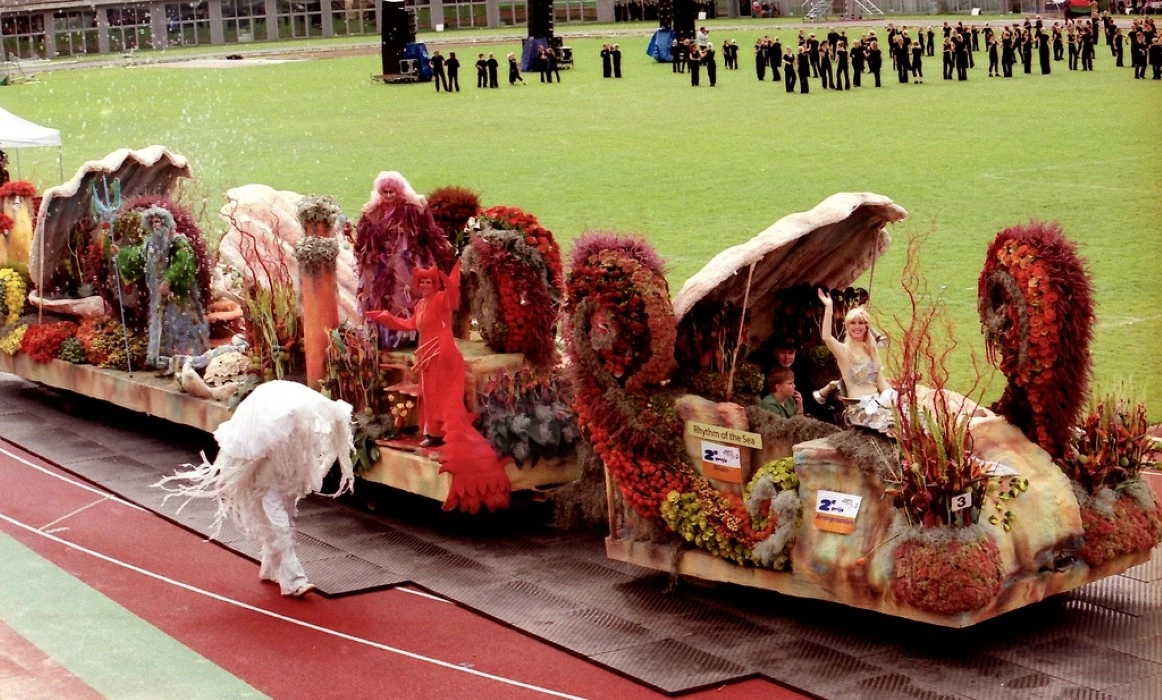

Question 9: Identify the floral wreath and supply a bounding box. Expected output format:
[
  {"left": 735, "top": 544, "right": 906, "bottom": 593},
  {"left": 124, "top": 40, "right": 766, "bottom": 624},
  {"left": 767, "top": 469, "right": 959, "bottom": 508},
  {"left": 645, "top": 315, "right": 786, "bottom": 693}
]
[
  {"left": 461, "top": 205, "right": 563, "bottom": 366},
  {"left": 566, "top": 233, "right": 798, "bottom": 567}
]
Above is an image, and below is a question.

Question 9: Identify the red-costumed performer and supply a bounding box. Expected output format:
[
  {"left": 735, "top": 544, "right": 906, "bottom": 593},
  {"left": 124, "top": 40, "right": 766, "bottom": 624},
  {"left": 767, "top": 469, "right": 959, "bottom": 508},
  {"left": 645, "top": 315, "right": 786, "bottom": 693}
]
[
  {"left": 356, "top": 172, "right": 454, "bottom": 349},
  {"left": 366, "top": 262, "right": 511, "bottom": 513}
]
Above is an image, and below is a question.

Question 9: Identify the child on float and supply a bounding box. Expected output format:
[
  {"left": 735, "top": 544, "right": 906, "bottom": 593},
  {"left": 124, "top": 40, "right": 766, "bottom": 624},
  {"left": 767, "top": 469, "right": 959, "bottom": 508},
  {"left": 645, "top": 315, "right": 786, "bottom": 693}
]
[
  {"left": 760, "top": 367, "right": 803, "bottom": 419},
  {"left": 817, "top": 289, "right": 896, "bottom": 434}
]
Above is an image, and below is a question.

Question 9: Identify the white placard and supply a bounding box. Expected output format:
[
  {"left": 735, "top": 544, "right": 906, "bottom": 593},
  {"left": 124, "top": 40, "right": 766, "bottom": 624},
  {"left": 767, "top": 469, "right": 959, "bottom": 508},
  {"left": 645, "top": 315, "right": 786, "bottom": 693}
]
[
  {"left": 814, "top": 490, "right": 863, "bottom": 534},
  {"left": 700, "top": 441, "right": 741, "bottom": 468},
  {"left": 951, "top": 491, "right": 973, "bottom": 512}
]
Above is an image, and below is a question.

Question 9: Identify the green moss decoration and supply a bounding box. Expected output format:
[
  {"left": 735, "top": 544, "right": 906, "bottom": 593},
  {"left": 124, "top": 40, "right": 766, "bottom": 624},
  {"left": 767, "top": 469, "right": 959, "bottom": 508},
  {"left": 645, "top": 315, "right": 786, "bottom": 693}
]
[
  {"left": 296, "top": 194, "right": 343, "bottom": 228},
  {"left": 293, "top": 236, "right": 340, "bottom": 275}
]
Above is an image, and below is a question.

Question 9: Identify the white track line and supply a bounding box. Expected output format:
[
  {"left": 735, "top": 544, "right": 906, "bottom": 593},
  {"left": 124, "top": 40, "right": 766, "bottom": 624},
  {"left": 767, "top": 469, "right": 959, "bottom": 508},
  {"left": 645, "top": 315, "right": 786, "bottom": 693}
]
[
  {"left": 0, "top": 512, "right": 586, "bottom": 700},
  {"left": 0, "top": 444, "right": 145, "bottom": 512}
]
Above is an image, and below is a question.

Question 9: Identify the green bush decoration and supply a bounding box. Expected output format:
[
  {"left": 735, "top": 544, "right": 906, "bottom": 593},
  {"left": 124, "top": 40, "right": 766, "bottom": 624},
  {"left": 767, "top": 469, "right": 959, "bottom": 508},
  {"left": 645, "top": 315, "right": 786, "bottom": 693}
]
[{"left": 57, "top": 336, "right": 88, "bottom": 364}]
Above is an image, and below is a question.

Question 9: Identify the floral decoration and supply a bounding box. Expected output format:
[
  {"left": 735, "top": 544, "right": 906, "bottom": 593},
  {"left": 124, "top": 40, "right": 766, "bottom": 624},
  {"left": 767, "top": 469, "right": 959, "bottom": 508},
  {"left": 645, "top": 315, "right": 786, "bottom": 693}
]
[
  {"left": 978, "top": 221, "right": 1094, "bottom": 460},
  {"left": 461, "top": 206, "right": 564, "bottom": 366},
  {"left": 0, "top": 323, "right": 25, "bottom": 355},
  {"left": 1060, "top": 394, "right": 1156, "bottom": 496},
  {"left": 427, "top": 186, "right": 480, "bottom": 253},
  {"left": 1076, "top": 488, "right": 1162, "bottom": 568},
  {"left": 567, "top": 233, "right": 789, "bottom": 568},
  {"left": 75, "top": 316, "right": 147, "bottom": 370},
  {"left": 57, "top": 336, "right": 87, "bottom": 364},
  {"left": 474, "top": 367, "right": 578, "bottom": 466},
  {"left": 0, "top": 266, "right": 27, "bottom": 325},
  {"left": 0, "top": 181, "right": 38, "bottom": 200},
  {"left": 0, "top": 213, "right": 13, "bottom": 235},
  {"left": 19, "top": 322, "right": 78, "bottom": 363},
  {"left": 892, "top": 531, "right": 1004, "bottom": 616},
  {"left": 565, "top": 233, "right": 675, "bottom": 390}
]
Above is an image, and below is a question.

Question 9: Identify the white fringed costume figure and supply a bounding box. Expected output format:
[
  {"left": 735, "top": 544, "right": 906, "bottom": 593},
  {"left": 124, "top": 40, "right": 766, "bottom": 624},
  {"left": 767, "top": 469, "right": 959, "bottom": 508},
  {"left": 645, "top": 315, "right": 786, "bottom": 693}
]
[{"left": 159, "top": 381, "right": 355, "bottom": 597}]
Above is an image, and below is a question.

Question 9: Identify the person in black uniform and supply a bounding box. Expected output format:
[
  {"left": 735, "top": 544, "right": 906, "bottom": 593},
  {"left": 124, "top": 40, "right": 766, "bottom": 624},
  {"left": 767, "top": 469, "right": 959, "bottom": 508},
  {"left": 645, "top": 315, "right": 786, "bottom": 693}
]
[
  {"left": 944, "top": 37, "right": 955, "bottom": 79},
  {"left": 1038, "top": 30, "right": 1051, "bottom": 74},
  {"left": 688, "top": 45, "right": 702, "bottom": 86},
  {"left": 987, "top": 35, "right": 999, "bottom": 77},
  {"left": 1114, "top": 28, "right": 1125, "bottom": 68},
  {"left": 446, "top": 52, "right": 461, "bottom": 91},
  {"left": 971, "top": 25, "right": 980, "bottom": 51},
  {"left": 704, "top": 43, "right": 718, "bottom": 86},
  {"left": 429, "top": 50, "right": 448, "bottom": 92},
  {"left": 754, "top": 38, "right": 767, "bottom": 81},
  {"left": 955, "top": 33, "right": 969, "bottom": 80},
  {"left": 1021, "top": 30, "right": 1033, "bottom": 74},
  {"left": 1133, "top": 32, "right": 1148, "bottom": 78},
  {"left": 808, "top": 33, "right": 821, "bottom": 77},
  {"left": 819, "top": 43, "right": 833, "bottom": 89},
  {"left": 1080, "top": 27, "right": 1095, "bottom": 71},
  {"left": 851, "top": 39, "right": 864, "bottom": 87},
  {"left": 1067, "top": 28, "right": 1079, "bottom": 71},
  {"left": 927, "top": 26, "right": 936, "bottom": 57},
  {"left": 770, "top": 38, "right": 782, "bottom": 81},
  {"left": 612, "top": 44, "right": 623, "bottom": 78},
  {"left": 783, "top": 48, "right": 796, "bottom": 92},
  {"left": 1150, "top": 36, "right": 1162, "bottom": 79},
  {"left": 797, "top": 45, "right": 811, "bottom": 93},
  {"left": 601, "top": 44, "right": 612, "bottom": 78},
  {"left": 1053, "top": 23, "right": 1064, "bottom": 62},
  {"left": 827, "top": 27, "right": 840, "bottom": 52},
  {"left": 867, "top": 40, "right": 882, "bottom": 87},
  {"left": 835, "top": 41, "right": 850, "bottom": 89},
  {"left": 487, "top": 52, "right": 500, "bottom": 88},
  {"left": 508, "top": 52, "right": 525, "bottom": 85},
  {"left": 895, "top": 37, "right": 910, "bottom": 83},
  {"left": 672, "top": 39, "right": 682, "bottom": 73},
  {"left": 476, "top": 53, "right": 488, "bottom": 87},
  {"left": 537, "top": 48, "right": 550, "bottom": 82},
  {"left": 547, "top": 48, "right": 561, "bottom": 82},
  {"left": 910, "top": 38, "right": 923, "bottom": 83}
]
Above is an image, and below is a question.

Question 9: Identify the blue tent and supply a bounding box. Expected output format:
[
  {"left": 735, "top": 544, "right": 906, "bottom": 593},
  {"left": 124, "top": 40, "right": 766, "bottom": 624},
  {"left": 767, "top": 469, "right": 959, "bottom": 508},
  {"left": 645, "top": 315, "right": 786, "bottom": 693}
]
[
  {"left": 522, "top": 37, "right": 551, "bottom": 73},
  {"left": 647, "top": 29, "right": 675, "bottom": 62}
]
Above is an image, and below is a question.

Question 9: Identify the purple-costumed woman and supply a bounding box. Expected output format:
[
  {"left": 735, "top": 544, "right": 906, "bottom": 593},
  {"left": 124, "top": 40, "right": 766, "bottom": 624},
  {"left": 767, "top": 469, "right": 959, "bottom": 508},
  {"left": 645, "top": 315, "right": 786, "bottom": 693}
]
[{"left": 355, "top": 171, "right": 453, "bottom": 348}]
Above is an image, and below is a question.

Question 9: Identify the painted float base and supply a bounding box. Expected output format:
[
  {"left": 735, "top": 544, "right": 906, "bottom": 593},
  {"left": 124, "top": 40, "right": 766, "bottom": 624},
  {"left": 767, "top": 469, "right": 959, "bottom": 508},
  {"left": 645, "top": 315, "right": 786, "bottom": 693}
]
[
  {"left": 605, "top": 536, "right": 1151, "bottom": 628},
  {"left": 361, "top": 436, "right": 581, "bottom": 502},
  {"left": 0, "top": 352, "right": 232, "bottom": 433}
]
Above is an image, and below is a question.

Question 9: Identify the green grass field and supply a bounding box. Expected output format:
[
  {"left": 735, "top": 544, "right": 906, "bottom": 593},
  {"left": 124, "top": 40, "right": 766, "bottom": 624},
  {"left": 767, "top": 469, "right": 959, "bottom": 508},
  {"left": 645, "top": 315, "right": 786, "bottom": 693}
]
[{"left": 4, "top": 22, "right": 1161, "bottom": 415}]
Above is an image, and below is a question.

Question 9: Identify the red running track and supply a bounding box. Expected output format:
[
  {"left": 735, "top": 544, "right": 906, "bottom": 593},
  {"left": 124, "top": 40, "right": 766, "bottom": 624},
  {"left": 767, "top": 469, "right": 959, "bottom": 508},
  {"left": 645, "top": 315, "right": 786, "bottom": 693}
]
[{"left": 0, "top": 439, "right": 808, "bottom": 699}]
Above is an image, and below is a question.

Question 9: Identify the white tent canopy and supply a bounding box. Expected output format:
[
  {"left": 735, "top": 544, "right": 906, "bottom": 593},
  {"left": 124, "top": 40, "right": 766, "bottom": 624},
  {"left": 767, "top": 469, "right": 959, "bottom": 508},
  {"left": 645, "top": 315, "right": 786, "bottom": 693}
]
[{"left": 0, "top": 106, "right": 61, "bottom": 148}]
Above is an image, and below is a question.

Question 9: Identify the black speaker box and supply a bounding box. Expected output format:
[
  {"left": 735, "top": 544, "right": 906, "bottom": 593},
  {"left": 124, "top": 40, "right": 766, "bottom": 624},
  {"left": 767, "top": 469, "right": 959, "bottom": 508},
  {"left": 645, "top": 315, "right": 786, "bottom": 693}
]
[
  {"left": 381, "top": 0, "right": 414, "bottom": 74},
  {"left": 672, "top": 0, "right": 695, "bottom": 42},
  {"left": 657, "top": 0, "right": 673, "bottom": 30},
  {"left": 529, "top": 0, "right": 554, "bottom": 38}
]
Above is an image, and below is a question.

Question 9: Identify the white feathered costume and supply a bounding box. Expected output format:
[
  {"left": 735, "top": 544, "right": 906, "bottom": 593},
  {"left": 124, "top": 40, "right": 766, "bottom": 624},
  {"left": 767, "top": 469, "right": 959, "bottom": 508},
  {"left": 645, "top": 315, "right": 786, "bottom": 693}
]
[{"left": 159, "top": 381, "right": 355, "bottom": 596}]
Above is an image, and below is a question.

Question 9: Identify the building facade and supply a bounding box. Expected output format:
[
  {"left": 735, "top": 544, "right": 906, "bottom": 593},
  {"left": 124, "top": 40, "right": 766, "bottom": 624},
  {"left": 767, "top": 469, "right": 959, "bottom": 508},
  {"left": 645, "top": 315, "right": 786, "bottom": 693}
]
[{"left": 0, "top": 0, "right": 617, "bottom": 60}]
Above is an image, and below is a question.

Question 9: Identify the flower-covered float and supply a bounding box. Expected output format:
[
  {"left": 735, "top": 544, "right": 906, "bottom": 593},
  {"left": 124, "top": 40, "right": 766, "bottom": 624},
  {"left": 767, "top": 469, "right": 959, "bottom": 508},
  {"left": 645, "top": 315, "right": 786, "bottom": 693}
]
[
  {"left": 569, "top": 193, "right": 1159, "bottom": 627},
  {"left": 3, "top": 147, "right": 581, "bottom": 515}
]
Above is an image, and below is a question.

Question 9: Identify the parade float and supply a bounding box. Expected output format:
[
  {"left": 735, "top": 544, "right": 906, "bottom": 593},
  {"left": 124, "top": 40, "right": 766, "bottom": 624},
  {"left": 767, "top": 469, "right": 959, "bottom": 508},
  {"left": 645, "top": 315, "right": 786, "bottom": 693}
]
[
  {"left": 3, "top": 148, "right": 1157, "bottom": 625},
  {"left": 565, "top": 193, "right": 1161, "bottom": 627},
  {"left": 1, "top": 146, "right": 581, "bottom": 514}
]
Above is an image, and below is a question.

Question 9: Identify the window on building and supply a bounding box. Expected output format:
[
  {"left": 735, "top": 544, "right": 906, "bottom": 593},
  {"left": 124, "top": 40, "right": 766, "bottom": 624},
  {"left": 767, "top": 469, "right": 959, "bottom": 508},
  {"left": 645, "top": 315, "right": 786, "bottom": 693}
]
[
  {"left": 277, "top": 0, "right": 325, "bottom": 39},
  {"left": 2, "top": 12, "right": 47, "bottom": 60}
]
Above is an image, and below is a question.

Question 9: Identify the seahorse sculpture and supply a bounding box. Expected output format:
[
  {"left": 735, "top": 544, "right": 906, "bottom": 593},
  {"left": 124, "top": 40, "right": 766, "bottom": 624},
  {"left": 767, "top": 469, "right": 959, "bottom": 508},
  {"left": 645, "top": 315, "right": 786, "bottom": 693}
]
[{"left": 977, "top": 221, "right": 1095, "bottom": 460}]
